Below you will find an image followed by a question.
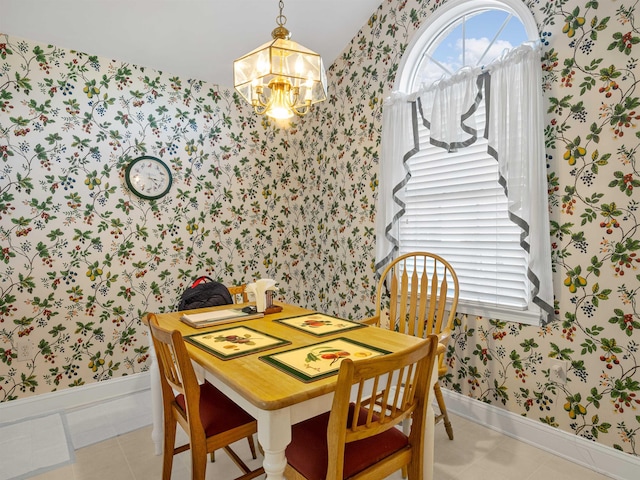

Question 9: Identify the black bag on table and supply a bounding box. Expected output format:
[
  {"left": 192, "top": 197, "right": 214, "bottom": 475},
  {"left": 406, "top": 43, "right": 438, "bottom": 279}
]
[{"left": 177, "top": 276, "right": 233, "bottom": 311}]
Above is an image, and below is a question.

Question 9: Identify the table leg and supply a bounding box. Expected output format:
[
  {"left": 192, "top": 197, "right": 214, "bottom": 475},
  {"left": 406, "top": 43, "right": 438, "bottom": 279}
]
[
  {"left": 425, "top": 400, "right": 435, "bottom": 479},
  {"left": 148, "top": 335, "right": 163, "bottom": 456},
  {"left": 424, "top": 361, "right": 438, "bottom": 479},
  {"left": 257, "top": 408, "right": 292, "bottom": 480}
]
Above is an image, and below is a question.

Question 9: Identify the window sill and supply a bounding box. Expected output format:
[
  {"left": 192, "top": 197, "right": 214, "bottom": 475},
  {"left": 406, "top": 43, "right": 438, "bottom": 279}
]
[{"left": 455, "top": 300, "right": 541, "bottom": 326}]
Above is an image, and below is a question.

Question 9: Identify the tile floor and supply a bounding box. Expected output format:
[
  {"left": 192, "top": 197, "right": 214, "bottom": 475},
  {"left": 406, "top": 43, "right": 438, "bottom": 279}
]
[{"left": 30, "top": 413, "right": 612, "bottom": 480}]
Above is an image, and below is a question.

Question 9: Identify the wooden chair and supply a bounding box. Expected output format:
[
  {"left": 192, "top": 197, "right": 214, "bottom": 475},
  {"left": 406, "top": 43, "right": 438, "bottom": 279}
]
[
  {"left": 284, "top": 335, "right": 438, "bottom": 480},
  {"left": 227, "top": 284, "right": 248, "bottom": 304},
  {"left": 147, "top": 313, "right": 264, "bottom": 480},
  {"left": 363, "top": 252, "right": 459, "bottom": 441}
]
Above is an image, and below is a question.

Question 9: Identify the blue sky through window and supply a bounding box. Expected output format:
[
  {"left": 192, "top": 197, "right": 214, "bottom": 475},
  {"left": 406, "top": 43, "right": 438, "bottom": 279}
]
[{"left": 415, "top": 9, "right": 528, "bottom": 86}]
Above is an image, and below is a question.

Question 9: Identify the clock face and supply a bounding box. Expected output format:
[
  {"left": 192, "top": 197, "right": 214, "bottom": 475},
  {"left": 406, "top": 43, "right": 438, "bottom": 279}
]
[{"left": 125, "top": 156, "right": 172, "bottom": 200}]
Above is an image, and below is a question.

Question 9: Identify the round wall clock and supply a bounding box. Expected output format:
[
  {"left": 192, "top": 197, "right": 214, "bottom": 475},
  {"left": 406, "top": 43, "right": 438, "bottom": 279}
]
[{"left": 125, "top": 156, "right": 172, "bottom": 200}]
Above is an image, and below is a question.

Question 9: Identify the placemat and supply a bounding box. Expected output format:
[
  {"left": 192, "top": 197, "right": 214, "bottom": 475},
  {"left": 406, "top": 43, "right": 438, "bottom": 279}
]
[
  {"left": 260, "top": 337, "right": 389, "bottom": 383},
  {"left": 185, "top": 326, "right": 290, "bottom": 360},
  {"left": 275, "top": 313, "right": 367, "bottom": 336}
]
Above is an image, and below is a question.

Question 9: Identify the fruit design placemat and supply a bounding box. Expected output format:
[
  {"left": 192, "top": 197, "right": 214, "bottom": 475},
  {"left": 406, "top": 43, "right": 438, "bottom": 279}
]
[
  {"left": 259, "top": 337, "right": 389, "bottom": 382},
  {"left": 275, "top": 313, "right": 367, "bottom": 336},
  {"left": 185, "top": 326, "right": 290, "bottom": 360}
]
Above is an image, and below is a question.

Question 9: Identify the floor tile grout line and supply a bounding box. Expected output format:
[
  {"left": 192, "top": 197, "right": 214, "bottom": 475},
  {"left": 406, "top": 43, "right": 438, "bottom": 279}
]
[{"left": 116, "top": 434, "right": 139, "bottom": 480}]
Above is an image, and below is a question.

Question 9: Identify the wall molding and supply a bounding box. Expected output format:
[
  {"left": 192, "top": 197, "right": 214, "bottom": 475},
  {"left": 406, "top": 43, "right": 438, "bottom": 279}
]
[
  {"left": 0, "top": 372, "right": 150, "bottom": 423},
  {"left": 443, "top": 389, "right": 639, "bottom": 480}
]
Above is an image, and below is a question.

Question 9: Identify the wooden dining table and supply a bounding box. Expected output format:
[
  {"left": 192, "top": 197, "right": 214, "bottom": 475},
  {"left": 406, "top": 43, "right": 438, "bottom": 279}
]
[{"left": 145, "top": 302, "right": 437, "bottom": 480}]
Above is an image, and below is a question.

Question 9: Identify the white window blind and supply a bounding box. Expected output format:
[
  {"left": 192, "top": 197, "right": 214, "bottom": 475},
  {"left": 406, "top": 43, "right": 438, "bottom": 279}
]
[{"left": 399, "top": 110, "right": 530, "bottom": 310}]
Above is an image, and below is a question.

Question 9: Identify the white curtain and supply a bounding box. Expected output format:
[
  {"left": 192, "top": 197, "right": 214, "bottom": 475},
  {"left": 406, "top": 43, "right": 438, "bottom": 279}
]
[
  {"left": 486, "top": 45, "right": 554, "bottom": 323},
  {"left": 428, "top": 66, "right": 483, "bottom": 152},
  {"left": 377, "top": 42, "right": 554, "bottom": 324},
  {"left": 375, "top": 93, "right": 418, "bottom": 271}
]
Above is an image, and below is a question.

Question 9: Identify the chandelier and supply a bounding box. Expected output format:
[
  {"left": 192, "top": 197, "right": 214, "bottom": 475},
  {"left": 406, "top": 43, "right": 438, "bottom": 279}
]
[{"left": 233, "top": 0, "right": 327, "bottom": 119}]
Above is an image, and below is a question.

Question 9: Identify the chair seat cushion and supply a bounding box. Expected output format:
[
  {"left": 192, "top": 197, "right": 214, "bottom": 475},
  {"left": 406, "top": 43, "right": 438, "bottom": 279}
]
[
  {"left": 175, "top": 381, "right": 255, "bottom": 437},
  {"left": 285, "top": 403, "right": 409, "bottom": 480}
]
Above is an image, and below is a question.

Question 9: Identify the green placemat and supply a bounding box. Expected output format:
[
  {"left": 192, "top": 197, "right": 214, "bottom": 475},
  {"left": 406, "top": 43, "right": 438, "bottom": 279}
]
[
  {"left": 185, "top": 326, "right": 290, "bottom": 360},
  {"left": 260, "top": 337, "right": 389, "bottom": 383}
]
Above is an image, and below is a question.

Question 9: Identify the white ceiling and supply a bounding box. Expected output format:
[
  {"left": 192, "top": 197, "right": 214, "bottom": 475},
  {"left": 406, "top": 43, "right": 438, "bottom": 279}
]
[{"left": 1, "top": 0, "right": 382, "bottom": 88}]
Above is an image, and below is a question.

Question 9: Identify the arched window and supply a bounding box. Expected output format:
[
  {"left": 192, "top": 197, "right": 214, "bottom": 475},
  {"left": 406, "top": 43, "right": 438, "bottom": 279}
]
[
  {"left": 377, "top": 0, "right": 553, "bottom": 325},
  {"left": 400, "top": 1, "right": 534, "bottom": 91}
]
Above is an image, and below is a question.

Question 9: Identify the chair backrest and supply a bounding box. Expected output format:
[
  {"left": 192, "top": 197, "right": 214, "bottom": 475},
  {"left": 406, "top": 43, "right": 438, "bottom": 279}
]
[
  {"left": 227, "top": 284, "right": 249, "bottom": 304},
  {"left": 326, "top": 335, "right": 438, "bottom": 480},
  {"left": 147, "top": 313, "right": 204, "bottom": 440},
  {"left": 375, "top": 252, "right": 459, "bottom": 341}
]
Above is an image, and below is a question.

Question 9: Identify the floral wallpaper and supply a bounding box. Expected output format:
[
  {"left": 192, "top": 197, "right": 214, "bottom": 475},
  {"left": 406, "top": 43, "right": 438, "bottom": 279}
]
[{"left": 0, "top": 0, "right": 639, "bottom": 460}]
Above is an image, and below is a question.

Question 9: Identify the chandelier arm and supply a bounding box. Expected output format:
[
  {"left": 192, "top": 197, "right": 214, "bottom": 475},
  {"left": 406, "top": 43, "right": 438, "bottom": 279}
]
[
  {"left": 290, "top": 99, "right": 313, "bottom": 116},
  {"left": 291, "top": 105, "right": 311, "bottom": 116},
  {"left": 253, "top": 103, "right": 270, "bottom": 116},
  {"left": 252, "top": 86, "right": 271, "bottom": 109}
]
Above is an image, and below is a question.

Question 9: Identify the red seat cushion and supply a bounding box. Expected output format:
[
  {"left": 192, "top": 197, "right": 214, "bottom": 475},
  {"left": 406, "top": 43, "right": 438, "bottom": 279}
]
[
  {"left": 175, "top": 381, "right": 256, "bottom": 437},
  {"left": 285, "top": 404, "right": 409, "bottom": 480}
]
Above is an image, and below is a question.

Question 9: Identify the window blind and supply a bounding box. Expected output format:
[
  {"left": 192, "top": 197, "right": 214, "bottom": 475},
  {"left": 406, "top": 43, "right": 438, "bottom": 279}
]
[{"left": 399, "top": 111, "right": 529, "bottom": 310}]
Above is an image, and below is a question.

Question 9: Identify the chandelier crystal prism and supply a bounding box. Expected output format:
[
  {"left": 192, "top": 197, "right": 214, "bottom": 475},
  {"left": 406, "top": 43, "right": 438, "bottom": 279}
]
[{"left": 233, "top": 0, "right": 327, "bottom": 119}]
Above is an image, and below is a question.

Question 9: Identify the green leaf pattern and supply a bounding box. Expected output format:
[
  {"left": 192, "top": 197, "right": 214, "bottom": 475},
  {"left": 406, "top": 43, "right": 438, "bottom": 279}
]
[{"left": 0, "top": 0, "right": 639, "bottom": 458}]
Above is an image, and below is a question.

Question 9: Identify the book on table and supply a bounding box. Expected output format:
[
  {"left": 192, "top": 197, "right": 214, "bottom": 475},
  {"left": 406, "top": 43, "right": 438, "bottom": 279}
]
[{"left": 180, "top": 308, "right": 264, "bottom": 328}]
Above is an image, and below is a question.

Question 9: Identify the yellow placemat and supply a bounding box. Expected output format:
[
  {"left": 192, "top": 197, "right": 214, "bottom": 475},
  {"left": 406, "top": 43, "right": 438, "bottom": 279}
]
[{"left": 275, "top": 313, "right": 366, "bottom": 336}]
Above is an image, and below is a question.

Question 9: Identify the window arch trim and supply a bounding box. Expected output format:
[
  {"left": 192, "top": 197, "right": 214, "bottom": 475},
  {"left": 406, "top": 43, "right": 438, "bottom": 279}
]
[{"left": 397, "top": 0, "right": 540, "bottom": 94}]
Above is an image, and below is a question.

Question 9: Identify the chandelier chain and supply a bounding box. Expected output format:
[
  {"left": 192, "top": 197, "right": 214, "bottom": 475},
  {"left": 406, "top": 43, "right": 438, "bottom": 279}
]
[{"left": 276, "top": 0, "right": 287, "bottom": 27}]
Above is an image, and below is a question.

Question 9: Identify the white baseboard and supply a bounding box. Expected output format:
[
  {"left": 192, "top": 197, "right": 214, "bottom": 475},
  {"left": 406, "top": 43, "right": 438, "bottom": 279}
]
[
  {"left": 442, "top": 389, "right": 640, "bottom": 480},
  {"left": 3, "top": 374, "right": 638, "bottom": 480},
  {"left": 0, "top": 372, "right": 150, "bottom": 423}
]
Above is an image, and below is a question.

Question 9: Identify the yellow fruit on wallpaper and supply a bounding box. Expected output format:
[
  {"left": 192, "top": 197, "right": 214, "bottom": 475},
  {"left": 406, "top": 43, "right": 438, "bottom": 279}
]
[{"left": 563, "top": 149, "right": 576, "bottom": 165}]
